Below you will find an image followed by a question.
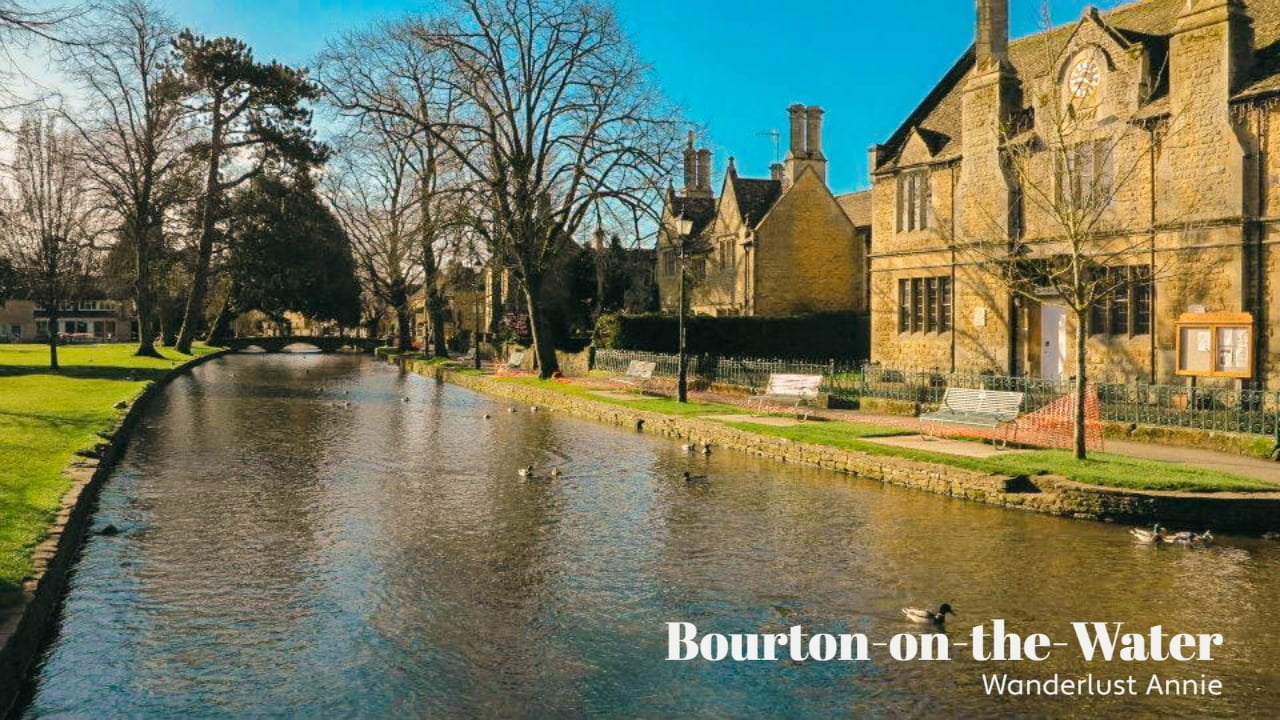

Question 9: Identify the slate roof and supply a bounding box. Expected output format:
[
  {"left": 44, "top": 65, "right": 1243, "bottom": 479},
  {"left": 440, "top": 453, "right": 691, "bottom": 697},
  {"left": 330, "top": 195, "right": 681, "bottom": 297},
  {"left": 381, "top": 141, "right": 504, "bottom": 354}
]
[
  {"left": 667, "top": 193, "right": 717, "bottom": 237},
  {"left": 836, "top": 190, "right": 872, "bottom": 228},
  {"left": 879, "top": 0, "right": 1280, "bottom": 170},
  {"left": 731, "top": 176, "right": 783, "bottom": 227}
]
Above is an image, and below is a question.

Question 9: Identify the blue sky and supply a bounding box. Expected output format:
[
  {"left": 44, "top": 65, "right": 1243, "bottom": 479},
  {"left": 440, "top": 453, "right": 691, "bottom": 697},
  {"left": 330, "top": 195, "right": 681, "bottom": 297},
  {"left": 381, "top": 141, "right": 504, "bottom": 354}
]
[{"left": 170, "top": 0, "right": 1129, "bottom": 195}]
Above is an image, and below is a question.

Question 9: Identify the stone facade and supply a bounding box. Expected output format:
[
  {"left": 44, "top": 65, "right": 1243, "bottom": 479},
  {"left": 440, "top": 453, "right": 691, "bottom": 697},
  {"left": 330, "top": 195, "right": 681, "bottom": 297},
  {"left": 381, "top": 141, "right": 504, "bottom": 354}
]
[
  {"left": 870, "top": 0, "right": 1280, "bottom": 390},
  {"left": 656, "top": 109, "right": 867, "bottom": 317}
]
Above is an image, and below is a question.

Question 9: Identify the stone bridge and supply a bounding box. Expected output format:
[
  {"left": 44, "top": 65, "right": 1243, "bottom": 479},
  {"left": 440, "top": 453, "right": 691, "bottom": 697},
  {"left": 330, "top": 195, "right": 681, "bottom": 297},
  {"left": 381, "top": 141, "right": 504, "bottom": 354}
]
[{"left": 223, "top": 336, "right": 383, "bottom": 354}]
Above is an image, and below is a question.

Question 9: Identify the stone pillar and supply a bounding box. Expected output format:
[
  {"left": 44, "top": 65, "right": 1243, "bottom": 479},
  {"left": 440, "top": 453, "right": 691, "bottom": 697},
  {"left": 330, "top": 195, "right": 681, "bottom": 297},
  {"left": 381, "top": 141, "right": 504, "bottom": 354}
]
[{"left": 975, "top": 0, "right": 1009, "bottom": 68}]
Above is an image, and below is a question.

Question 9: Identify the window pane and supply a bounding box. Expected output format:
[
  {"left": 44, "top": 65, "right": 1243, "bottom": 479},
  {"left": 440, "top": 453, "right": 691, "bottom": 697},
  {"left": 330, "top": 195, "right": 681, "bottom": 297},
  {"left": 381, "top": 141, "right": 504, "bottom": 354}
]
[
  {"left": 1133, "top": 267, "right": 1152, "bottom": 335},
  {"left": 898, "top": 279, "right": 909, "bottom": 333},
  {"left": 925, "top": 278, "right": 938, "bottom": 332},
  {"left": 911, "top": 278, "right": 924, "bottom": 333},
  {"left": 939, "top": 278, "right": 953, "bottom": 332},
  {"left": 1110, "top": 269, "right": 1129, "bottom": 335}
]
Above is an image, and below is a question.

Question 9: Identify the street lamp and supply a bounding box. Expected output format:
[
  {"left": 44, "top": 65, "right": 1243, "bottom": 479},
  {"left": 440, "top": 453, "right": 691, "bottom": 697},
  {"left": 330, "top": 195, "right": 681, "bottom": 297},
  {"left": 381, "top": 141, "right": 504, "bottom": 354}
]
[
  {"left": 474, "top": 267, "right": 484, "bottom": 370},
  {"left": 675, "top": 216, "right": 694, "bottom": 404}
]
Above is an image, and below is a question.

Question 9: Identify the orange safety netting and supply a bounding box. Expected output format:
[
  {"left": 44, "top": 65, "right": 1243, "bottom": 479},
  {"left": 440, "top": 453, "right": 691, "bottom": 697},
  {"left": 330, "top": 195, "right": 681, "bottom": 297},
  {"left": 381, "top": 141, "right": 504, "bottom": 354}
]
[{"left": 927, "top": 384, "right": 1104, "bottom": 451}]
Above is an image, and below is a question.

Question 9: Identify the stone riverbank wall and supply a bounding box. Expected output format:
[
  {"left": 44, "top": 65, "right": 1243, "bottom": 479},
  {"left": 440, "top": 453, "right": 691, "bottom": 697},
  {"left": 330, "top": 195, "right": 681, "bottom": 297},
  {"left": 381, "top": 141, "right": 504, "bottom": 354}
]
[{"left": 432, "top": 368, "right": 1280, "bottom": 536}]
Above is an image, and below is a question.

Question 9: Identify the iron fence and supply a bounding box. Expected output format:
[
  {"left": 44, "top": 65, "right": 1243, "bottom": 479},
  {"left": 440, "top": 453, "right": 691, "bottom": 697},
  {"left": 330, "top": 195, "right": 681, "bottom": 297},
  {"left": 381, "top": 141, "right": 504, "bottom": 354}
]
[
  {"left": 592, "top": 349, "right": 1280, "bottom": 439},
  {"left": 859, "top": 365, "right": 1280, "bottom": 440}
]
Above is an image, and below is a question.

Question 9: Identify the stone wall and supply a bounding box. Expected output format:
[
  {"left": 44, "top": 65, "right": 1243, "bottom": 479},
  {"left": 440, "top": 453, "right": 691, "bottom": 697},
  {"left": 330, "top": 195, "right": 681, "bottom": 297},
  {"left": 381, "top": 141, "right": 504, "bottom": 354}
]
[{"left": 438, "top": 369, "right": 1280, "bottom": 535}]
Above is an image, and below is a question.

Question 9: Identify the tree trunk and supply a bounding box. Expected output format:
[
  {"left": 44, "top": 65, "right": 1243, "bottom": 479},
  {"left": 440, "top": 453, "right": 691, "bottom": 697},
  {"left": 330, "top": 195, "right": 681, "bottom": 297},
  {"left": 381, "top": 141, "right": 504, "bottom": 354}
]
[
  {"left": 1073, "top": 309, "right": 1089, "bottom": 461},
  {"left": 175, "top": 98, "right": 225, "bottom": 355},
  {"left": 133, "top": 222, "right": 162, "bottom": 358},
  {"left": 522, "top": 276, "right": 559, "bottom": 379},
  {"left": 395, "top": 304, "right": 413, "bottom": 350},
  {"left": 426, "top": 291, "right": 449, "bottom": 358},
  {"left": 206, "top": 297, "right": 234, "bottom": 346},
  {"left": 48, "top": 314, "right": 59, "bottom": 370}
]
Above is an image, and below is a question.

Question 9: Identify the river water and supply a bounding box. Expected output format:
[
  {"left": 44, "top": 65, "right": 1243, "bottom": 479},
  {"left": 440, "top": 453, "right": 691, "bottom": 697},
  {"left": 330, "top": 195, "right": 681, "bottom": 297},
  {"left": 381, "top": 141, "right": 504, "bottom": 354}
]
[{"left": 18, "top": 355, "right": 1280, "bottom": 718}]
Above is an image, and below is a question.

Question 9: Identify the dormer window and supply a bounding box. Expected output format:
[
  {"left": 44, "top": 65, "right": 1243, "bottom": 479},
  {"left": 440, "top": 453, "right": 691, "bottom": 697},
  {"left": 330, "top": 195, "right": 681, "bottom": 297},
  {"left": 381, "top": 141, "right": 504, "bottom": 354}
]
[{"left": 897, "top": 170, "right": 930, "bottom": 233}]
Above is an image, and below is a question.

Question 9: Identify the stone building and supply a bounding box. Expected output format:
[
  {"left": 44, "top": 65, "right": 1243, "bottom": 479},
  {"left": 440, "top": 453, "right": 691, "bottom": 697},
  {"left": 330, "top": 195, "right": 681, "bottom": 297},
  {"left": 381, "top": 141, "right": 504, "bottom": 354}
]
[
  {"left": 656, "top": 106, "right": 867, "bottom": 317},
  {"left": 869, "top": 0, "right": 1280, "bottom": 390},
  {"left": 0, "top": 298, "right": 133, "bottom": 343}
]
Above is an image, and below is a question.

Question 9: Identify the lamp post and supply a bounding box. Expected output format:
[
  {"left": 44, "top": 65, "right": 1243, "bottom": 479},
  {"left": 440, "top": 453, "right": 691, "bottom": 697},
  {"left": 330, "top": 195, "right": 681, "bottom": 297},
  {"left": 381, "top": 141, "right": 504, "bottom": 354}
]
[
  {"left": 474, "top": 268, "right": 484, "bottom": 370},
  {"left": 675, "top": 217, "right": 694, "bottom": 404}
]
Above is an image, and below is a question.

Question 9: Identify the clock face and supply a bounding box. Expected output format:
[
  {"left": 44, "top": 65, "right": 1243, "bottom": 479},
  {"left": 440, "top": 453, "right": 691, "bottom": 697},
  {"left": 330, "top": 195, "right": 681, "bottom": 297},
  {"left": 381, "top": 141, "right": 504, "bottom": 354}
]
[{"left": 1068, "top": 57, "right": 1102, "bottom": 99}]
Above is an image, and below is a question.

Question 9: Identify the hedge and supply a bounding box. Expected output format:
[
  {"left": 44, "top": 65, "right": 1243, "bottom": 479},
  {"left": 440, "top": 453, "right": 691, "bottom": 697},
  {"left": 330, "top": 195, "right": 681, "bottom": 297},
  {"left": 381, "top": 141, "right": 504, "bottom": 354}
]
[{"left": 592, "top": 312, "right": 870, "bottom": 362}]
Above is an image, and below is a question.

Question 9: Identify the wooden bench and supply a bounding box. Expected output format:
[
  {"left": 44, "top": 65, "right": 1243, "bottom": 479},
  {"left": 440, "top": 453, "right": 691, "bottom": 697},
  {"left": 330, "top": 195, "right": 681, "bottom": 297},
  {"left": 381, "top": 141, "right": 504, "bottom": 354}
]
[
  {"left": 611, "top": 360, "right": 657, "bottom": 393},
  {"left": 749, "top": 374, "right": 824, "bottom": 420},
  {"left": 921, "top": 387, "right": 1024, "bottom": 445}
]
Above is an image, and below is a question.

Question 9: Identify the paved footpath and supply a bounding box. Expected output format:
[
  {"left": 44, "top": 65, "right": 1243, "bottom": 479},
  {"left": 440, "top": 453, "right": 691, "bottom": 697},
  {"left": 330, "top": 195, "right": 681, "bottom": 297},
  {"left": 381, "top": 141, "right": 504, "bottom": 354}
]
[{"left": 681, "top": 388, "right": 1280, "bottom": 486}]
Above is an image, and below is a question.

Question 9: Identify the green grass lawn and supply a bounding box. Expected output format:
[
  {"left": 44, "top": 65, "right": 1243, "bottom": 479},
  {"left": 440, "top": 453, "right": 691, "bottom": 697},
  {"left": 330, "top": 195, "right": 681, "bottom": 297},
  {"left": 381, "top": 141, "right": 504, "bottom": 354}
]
[
  {"left": 496, "top": 377, "right": 746, "bottom": 417},
  {"left": 724, "top": 421, "right": 1278, "bottom": 493},
  {"left": 0, "top": 343, "right": 216, "bottom": 604}
]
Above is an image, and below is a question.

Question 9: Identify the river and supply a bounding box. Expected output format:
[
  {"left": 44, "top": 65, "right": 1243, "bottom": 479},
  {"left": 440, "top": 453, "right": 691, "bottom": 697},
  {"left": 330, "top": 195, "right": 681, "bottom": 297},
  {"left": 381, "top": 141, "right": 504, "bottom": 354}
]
[{"left": 18, "top": 354, "right": 1280, "bottom": 718}]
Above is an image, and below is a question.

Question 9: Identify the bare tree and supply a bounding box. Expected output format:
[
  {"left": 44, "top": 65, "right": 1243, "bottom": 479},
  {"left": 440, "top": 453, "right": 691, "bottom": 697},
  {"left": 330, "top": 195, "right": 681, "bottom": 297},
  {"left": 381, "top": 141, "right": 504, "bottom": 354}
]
[
  {"left": 319, "top": 21, "right": 471, "bottom": 358},
  {"left": 364, "top": 0, "right": 682, "bottom": 377},
  {"left": 957, "top": 5, "right": 1191, "bottom": 459},
  {"left": 60, "top": 0, "right": 192, "bottom": 357},
  {"left": 327, "top": 131, "right": 424, "bottom": 350},
  {"left": 0, "top": 115, "right": 99, "bottom": 368},
  {"left": 0, "top": 1, "right": 86, "bottom": 110}
]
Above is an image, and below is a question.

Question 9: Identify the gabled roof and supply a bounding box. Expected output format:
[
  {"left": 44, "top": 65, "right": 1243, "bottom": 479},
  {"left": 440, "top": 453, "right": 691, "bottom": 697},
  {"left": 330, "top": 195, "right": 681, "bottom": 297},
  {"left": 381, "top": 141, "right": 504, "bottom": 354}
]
[
  {"left": 836, "top": 190, "right": 872, "bottom": 228},
  {"left": 878, "top": 0, "right": 1280, "bottom": 170},
  {"left": 730, "top": 176, "right": 782, "bottom": 227}
]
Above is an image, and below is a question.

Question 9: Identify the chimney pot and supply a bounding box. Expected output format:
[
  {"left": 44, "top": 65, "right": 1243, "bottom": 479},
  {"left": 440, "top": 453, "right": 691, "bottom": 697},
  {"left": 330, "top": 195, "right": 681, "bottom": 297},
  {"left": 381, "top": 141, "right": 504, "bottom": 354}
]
[
  {"left": 805, "top": 107, "right": 824, "bottom": 157},
  {"left": 787, "top": 104, "right": 806, "bottom": 156},
  {"left": 976, "top": 0, "right": 1009, "bottom": 67}
]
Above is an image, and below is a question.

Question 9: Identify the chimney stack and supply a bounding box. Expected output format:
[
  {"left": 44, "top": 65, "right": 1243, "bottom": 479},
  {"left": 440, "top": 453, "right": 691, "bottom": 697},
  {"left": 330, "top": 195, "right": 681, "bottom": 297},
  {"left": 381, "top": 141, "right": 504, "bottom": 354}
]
[
  {"left": 682, "top": 131, "right": 697, "bottom": 192},
  {"left": 805, "top": 107, "right": 824, "bottom": 158},
  {"left": 787, "top": 104, "right": 806, "bottom": 157},
  {"left": 975, "top": 0, "right": 1009, "bottom": 68},
  {"left": 770, "top": 163, "right": 784, "bottom": 181},
  {"left": 697, "top": 148, "right": 712, "bottom": 193}
]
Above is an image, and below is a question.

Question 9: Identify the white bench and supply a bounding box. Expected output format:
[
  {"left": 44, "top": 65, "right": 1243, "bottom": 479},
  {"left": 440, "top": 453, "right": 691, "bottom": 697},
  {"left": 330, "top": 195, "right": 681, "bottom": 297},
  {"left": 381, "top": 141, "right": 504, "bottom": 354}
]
[
  {"left": 921, "top": 387, "right": 1024, "bottom": 444},
  {"left": 749, "top": 374, "right": 824, "bottom": 420},
  {"left": 611, "top": 360, "right": 657, "bottom": 393}
]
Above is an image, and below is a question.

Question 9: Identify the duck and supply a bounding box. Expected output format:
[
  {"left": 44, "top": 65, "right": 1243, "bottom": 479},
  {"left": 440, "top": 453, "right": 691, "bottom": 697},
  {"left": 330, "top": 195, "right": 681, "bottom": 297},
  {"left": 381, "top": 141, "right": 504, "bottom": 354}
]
[
  {"left": 530, "top": 405, "right": 540, "bottom": 413},
  {"left": 1130, "top": 524, "right": 1166, "bottom": 545},
  {"left": 701, "top": 444, "right": 712, "bottom": 456},
  {"left": 1169, "top": 530, "right": 1214, "bottom": 546},
  {"left": 902, "top": 604, "right": 955, "bottom": 626},
  {"left": 402, "top": 396, "right": 411, "bottom": 403},
  {"left": 680, "top": 443, "right": 697, "bottom": 453},
  {"left": 508, "top": 407, "right": 518, "bottom": 413},
  {"left": 517, "top": 466, "right": 535, "bottom": 479},
  {"left": 682, "top": 471, "right": 708, "bottom": 483},
  {"left": 483, "top": 413, "right": 492, "bottom": 420},
  {"left": 549, "top": 467, "right": 563, "bottom": 478}
]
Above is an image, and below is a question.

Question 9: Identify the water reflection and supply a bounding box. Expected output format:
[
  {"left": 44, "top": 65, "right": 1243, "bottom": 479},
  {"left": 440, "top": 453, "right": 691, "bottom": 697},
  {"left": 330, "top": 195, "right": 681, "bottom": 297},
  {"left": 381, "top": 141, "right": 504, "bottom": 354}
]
[{"left": 21, "top": 355, "right": 1280, "bottom": 718}]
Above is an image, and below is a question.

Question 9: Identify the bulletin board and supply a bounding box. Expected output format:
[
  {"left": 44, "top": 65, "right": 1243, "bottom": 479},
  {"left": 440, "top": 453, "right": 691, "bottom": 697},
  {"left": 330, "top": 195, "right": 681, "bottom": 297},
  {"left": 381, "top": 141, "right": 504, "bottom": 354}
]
[{"left": 1175, "top": 313, "right": 1254, "bottom": 379}]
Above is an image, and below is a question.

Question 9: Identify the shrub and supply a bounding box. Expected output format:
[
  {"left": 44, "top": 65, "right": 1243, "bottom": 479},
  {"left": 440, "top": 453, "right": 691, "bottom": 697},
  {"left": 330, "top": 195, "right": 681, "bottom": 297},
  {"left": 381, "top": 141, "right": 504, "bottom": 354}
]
[{"left": 592, "top": 312, "right": 869, "bottom": 362}]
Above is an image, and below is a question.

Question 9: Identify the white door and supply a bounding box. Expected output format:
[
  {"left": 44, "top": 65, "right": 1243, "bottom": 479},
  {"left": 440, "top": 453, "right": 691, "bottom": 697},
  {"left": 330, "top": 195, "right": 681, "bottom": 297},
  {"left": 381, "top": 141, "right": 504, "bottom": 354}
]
[{"left": 1040, "top": 305, "right": 1066, "bottom": 383}]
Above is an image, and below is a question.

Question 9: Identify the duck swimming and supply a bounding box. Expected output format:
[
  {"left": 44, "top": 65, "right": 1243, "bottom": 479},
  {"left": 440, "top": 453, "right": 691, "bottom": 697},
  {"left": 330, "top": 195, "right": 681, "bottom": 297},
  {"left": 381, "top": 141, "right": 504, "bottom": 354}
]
[
  {"left": 902, "top": 604, "right": 955, "bottom": 626},
  {"left": 1130, "top": 524, "right": 1166, "bottom": 545},
  {"left": 682, "top": 472, "right": 708, "bottom": 483},
  {"left": 518, "top": 466, "right": 535, "bottom": 479}
]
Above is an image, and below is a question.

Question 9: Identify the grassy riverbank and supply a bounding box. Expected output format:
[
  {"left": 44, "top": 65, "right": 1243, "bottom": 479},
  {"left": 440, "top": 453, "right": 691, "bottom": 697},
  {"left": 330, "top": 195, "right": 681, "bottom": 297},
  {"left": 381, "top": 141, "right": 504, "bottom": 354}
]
[
  {"left": 491, "top": 376, "right": 1277, "bottom": 494},
  {"left": 0, "top": 343, "right": 215, "bottom": 602}
]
